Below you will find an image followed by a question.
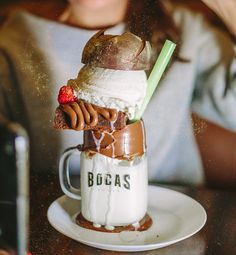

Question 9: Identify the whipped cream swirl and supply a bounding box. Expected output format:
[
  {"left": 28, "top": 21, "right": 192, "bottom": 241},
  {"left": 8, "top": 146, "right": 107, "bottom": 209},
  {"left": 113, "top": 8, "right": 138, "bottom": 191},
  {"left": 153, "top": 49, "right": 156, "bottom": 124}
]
[{"left": 69, "top": 65, "right": 147, "bottom": 119}]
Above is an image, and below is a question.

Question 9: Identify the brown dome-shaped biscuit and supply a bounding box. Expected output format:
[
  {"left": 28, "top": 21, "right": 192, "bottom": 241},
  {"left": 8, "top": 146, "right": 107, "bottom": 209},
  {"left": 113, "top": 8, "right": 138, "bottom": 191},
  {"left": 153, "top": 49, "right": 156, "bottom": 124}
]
[{"left": 82, "top": 30, "right": 152, "bottom": 70}]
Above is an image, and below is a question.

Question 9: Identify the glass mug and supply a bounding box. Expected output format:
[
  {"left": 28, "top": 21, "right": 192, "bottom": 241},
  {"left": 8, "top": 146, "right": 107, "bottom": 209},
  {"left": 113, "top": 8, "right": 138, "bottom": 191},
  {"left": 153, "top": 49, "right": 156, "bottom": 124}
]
[{"left": 59, "top": 120, "right": 148, "bottom": 228}]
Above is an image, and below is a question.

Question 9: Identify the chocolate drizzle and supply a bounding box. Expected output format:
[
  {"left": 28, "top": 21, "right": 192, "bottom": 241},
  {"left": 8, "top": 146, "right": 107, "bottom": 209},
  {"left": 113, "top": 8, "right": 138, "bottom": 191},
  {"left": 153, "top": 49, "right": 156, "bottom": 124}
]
[
  {"left": 76, "top": 213, "right": 153, "bottom": 233},
  {"left": 83, "top": 120, "right": 146, "bottom": 160},
  {"left": 55, "top": 102, "right": 146, "bottom": 160},
  {"left": 60, "top": 101, "right": 118, "bottom": 131}
]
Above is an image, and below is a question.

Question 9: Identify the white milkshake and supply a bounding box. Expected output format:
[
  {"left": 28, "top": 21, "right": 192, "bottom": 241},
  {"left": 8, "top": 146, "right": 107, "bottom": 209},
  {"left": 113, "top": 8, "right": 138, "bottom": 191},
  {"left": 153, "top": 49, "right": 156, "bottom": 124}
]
[
  {"left": 80, "top": 152, "right": 148, "bottom": 227},
  {"left": 57, "top": 30, "right": 152, "bottom": 231}
]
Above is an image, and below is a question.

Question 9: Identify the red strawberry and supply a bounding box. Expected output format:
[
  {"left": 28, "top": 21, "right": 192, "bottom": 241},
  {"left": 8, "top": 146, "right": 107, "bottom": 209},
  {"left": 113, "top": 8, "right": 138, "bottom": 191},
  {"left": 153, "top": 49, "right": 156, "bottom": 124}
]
[{"left": 58, "top": 85, "right": 77, "bottom": 104}]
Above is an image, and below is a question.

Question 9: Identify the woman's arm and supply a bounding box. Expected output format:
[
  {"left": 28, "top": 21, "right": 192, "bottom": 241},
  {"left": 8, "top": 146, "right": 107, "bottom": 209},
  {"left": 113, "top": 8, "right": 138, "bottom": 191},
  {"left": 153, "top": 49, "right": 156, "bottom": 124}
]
[{"left": 192, "top": 113, "right": 236, "bottom": 189}]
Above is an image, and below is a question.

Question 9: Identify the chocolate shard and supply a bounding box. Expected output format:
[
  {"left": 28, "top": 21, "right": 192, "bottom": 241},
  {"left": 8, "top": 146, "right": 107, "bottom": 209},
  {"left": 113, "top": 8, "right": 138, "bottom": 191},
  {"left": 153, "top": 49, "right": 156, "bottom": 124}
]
[
  {"left": 82, "top": 30, "right": 152, "bottom": 70},
  {"left": 83, "top": 120, "right": 146, "bottom": 160},
  {"left": 54, "top": 107, "right": 127, "bottom": 131}
]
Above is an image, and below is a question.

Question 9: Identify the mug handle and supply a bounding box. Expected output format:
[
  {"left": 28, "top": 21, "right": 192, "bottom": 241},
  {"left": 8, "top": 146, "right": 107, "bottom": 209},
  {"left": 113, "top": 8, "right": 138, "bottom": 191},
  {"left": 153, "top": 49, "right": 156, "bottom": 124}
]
[{"left": 59, "top": 146, "right": 81, "bottom": 200}]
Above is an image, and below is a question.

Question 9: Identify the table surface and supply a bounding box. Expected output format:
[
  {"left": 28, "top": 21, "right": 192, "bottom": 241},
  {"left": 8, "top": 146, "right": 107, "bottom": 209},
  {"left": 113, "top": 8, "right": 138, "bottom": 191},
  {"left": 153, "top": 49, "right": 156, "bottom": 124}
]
[{"left": 30, "top": 173, "right": 236, "bottom": 255}]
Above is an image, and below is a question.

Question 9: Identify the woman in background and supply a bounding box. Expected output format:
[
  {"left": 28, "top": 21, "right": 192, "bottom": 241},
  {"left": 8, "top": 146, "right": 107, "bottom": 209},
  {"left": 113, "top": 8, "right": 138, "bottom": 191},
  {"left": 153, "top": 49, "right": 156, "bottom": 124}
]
[{"left": 0, "top": 0, "right": 235, "bottom": 187}]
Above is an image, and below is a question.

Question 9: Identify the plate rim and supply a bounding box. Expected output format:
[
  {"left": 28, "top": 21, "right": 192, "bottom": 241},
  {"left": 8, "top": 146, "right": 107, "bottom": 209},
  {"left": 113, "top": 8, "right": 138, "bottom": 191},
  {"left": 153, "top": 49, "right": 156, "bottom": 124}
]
[{"left": 47, "top": 185, "right": 207, "bottom": 252}]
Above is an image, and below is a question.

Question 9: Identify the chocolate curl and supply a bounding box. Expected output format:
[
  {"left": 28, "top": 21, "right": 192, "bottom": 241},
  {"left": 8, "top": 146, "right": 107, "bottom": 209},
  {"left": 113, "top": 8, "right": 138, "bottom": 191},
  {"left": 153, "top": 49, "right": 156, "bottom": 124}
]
[{"left": 82, "top": 30, "right": 152, "bottom": 70}]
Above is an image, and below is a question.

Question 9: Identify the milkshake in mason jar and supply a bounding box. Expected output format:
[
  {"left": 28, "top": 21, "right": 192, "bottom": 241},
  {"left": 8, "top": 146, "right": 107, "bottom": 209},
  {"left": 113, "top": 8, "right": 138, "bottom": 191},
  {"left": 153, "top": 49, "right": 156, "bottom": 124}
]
[
  {"left": 55, "top": 30, "right": 153, "bottom": 232},
  {"left": 80, "top": 120, "right": 148, "bottom": 229}
]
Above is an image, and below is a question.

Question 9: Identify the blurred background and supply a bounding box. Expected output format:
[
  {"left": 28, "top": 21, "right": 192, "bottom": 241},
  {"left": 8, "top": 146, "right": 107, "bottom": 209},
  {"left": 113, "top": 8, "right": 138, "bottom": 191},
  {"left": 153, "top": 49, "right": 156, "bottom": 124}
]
[
  {"left": 0, "top": 0, "right": 235, "bottom": 190},
  {"left": 0, "top": 0, "right": 225, "bottom": 29}
]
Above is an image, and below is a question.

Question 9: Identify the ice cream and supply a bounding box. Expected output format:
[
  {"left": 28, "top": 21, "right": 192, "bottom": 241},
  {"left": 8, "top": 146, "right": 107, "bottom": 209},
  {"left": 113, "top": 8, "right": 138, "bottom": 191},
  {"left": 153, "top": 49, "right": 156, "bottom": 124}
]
[
  {"left": 54, "top": 30, "right": 151, "bottom": 131},
  {"left": 69, "top": 66, "right": 147, "bottom": 119},
  {"left": 55, "top": 30, "right": 152, "bottom": 232}
]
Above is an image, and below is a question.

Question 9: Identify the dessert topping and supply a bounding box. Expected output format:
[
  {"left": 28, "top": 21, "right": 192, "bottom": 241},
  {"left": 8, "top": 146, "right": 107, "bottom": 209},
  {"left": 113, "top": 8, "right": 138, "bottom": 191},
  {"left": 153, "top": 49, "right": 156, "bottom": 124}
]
[
  {"left": 58, "top": 85, "right": 77, "bottom": 104},
  {"left": 59, "top": 100, "right": 120, "bottom": 131}
]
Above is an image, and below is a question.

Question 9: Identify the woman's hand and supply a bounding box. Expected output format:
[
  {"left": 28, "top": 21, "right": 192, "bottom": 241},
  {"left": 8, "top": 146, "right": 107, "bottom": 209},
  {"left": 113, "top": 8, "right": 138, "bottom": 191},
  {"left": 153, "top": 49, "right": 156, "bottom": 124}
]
[{"left": 201, "top": 0, "right": 236, "bottom": 37}]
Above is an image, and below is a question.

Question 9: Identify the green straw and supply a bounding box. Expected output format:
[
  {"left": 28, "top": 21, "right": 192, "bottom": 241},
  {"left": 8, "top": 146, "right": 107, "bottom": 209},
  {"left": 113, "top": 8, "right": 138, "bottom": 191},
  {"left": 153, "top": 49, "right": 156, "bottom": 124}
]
[{"left": 132, "top": 40, "right": 176, "bottom": 122}]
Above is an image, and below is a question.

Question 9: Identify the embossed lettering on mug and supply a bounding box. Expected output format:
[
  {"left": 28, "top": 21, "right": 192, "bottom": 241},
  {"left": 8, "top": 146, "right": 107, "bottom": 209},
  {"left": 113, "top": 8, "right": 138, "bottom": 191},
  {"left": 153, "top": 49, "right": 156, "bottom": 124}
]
[{"left": 87, "top": 172, "right": 131, "bottom": 189}]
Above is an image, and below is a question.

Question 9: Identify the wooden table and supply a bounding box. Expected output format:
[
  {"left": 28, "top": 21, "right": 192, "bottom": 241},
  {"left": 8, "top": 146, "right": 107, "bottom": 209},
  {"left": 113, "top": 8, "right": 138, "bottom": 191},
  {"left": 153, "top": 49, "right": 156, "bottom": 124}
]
[{"left": 30, "top": 173, "right": 236, "bottom": 255}]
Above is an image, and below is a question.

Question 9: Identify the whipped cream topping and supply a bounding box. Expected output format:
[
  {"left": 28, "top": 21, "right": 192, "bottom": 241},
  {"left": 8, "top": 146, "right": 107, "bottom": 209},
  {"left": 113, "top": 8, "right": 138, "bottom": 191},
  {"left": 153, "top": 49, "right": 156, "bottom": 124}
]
[{"left": 69, "top": 65, "right": 147, "bottom": 119}]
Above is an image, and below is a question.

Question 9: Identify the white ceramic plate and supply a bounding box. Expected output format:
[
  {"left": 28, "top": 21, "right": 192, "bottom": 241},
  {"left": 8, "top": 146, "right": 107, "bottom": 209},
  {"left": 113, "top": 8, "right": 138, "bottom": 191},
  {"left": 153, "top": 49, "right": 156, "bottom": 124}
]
[{"left": 47, "top": 186, "right": 206, "bottom": 252}]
